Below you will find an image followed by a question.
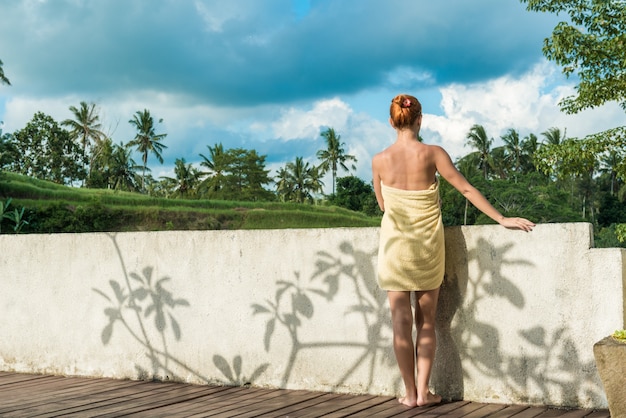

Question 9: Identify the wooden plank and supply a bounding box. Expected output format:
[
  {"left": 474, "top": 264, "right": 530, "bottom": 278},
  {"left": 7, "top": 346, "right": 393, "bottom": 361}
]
[
  {"left": 2, "top": 381, "right": 185, "bottom": 417},
  {"left": 554, "top": 409, "right": 601, "bottom": 418},
  {"left": 0, "top": 372, "right": 49, "bottom": 382},
  {"left": 318, "top": 394, "right": 413, "bottom": 418},
  {"left": 485, "top": 405, "right": 533, "bottom": 418},
  {"left": 0, "top": 378, "right": 164, "bottom": 414},
  {"left": 151, "top": 386, "right": 286, "bottom": 417},
  {"left": 536, "top": 408, "right": 584, "bottom": 417},
  {"left": 295, "top": 393, "right": 387, "bottom": 418},
  {"left": 581, "top": 411, "right": 611, "bottom": 418},
  {"left": 99, "top": 384, "right": 239, "bottom": 418},
  {"left": 412, "top": 401, "right": 472, "bottom": 417},
  {"left": 381, "top": 402, "right": 441, "bottom": 418},
  {"left": 0, "top": 376, "right": 145, "bottom": 411},
  {"left": 0, "top": 372, "right": 612, "bottom": 418},
  {"left": 430, "top": 401, "right": 493, "bottom": 417},
  {"left": 0, "top": 378, "right": 122, "bottom": 412},
  {"left": 0, "top": 373, "right": 59, "bottom": 387},
  {"left": 342, "top": 398, "right": 409, "bottom": 417},
  {"left": 131, "top": 386, "right": 281, "bottom": 417},
  {"left": 231, "top": 391, "right": 346, "bottom": 418},
  {"left": 90, "top": 385, "right": 238, "bottom": 418},
  {"left": 509, "top": 406, "right": 551, "bottom": 418},
  {"left": 451, "top": 402, "right": 506, "bottom": 418},
  {"left": 69, "top": 382, "right": 234, "bottom": 418},
  {"left": 199, "top": 389, "right": 327, "bottom": 418}
]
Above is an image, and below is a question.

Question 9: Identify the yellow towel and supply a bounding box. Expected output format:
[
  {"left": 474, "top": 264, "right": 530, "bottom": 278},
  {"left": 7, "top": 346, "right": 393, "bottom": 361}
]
[{"left": 377, "top": 180, "right": 445, "bottom": 291}]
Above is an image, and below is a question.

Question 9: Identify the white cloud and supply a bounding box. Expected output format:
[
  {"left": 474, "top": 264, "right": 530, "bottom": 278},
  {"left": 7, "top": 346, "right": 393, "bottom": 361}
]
[
  {"left": 422, "top": 63, "right": 625, "bottom": 162},
  {"left": 269, "top": 98, "right": 352, "bottom": 140}
]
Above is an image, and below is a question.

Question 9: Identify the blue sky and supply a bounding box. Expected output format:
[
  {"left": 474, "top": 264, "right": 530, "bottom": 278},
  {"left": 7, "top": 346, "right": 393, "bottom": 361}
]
[{"left": 0, "top": 0, "right": 623, "bottom": 190}]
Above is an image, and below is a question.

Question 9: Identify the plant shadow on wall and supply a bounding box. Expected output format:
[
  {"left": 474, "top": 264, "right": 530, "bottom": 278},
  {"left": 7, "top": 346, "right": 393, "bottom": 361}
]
[
  {"left": 434, "top": 229, "right": 604, "bottom": 405},
  {"left": 252, "top": 241, "right": 398, "bottom": 391},
  {"left": 93, "top": 233, "right": 269, "bottom": 385}
]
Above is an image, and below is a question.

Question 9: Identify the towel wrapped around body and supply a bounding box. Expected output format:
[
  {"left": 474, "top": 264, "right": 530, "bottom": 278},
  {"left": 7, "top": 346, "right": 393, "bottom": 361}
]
[{"left": 377, "top": 180, "right": 445, "bottom": 291}]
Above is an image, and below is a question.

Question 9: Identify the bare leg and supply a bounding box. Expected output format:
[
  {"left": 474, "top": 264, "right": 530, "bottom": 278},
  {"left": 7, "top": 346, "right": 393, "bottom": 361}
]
[
  {"left": 388, "top": 291, "right": 418, "bottom": 407},
  {"left": 414, "top": 288, "right": 442, "bottom": 407}
]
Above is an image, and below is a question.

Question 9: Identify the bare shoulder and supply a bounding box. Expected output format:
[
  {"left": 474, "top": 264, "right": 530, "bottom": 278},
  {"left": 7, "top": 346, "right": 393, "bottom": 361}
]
[
  {"left": 427, "top": 144, "right": 452, "bottom": 161},
  {"left": 372, "top": 149, "right": 384, "bottom": 164},
  {"left": 426, "top": 143, "right": 447, "bottom": 154}
]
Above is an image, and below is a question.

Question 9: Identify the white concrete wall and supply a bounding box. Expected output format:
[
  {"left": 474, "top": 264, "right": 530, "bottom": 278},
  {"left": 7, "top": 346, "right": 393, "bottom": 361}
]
[{"left": 0, "top": 223, "right": 623, "bottom": 408}]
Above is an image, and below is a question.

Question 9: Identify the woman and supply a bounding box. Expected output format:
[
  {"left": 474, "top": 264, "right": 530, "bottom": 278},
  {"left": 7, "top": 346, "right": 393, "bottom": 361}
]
[{"left": 372, "top": 94, "right": 534, "bottom": 408}]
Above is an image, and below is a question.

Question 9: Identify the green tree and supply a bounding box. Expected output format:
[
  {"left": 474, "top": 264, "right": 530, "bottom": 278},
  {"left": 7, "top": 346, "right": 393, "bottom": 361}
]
[
  {"left": 10, "top": 112, "right": 86, "bottom": 184},
  {"left": 128, "top": 109, "right": 167, "bottom": 191},
  {"left": 541, "top": 127, "right": 566, "bottom": 145},
  {"left": 522, "top": 0, "right": 626, "bottom": 113},
  {"left": 62, "top": 102, "right": 106, "bottom": 181},
  {"left": 329, "top": 176, "right": 379, "bottom": 215},
  {"left": 0, "top": 59, "right": 10, "bottom": 86},
  {"left": 161, "top": 158, "right": 201, "bottom": 198},
  {"left": 87, "top": 137, "right": 115, "bottom": 188},
  {"left": 109, "top": 142, "right": 140, "bottom": 191},
  {"left": 521, "top": 133, "right": 540, "bottom": 174},
  {"left": 316, "top": 127, "right": 357, "bottom": 195},
  {"left": 276, "top": 157, "right": 324, "bottom": 203},
  {"left": 501, "top": 128, "right": 524, "bottom": 176},
  {"left": 222, "top": 148, "right": 273, "bottom": 201},
  {"left": 0, "top": 127, "right": 16, "bottom": 171},
  {"left": 199, "top": 143, "right": 229, "bottom": 195},
  {"left": 597, "top": 193, "right": 626, "bottom": 227},
  {"left": 535, "top": 137, "right": 600, "bottom": 219},
  {"left": 599, "top": 149, "right": 624, "bottom": 196},
  {"left": 274, "top": 166, "right": 294, "bottom": 202},
  {"left": 452, "top": 153, "right": 483, "bottom": 225},
  {"left": 199, "top": 144, "right": 273, "bottom": 201},
  {"left": 489, "top": 146, "right": 509, "bottom": 179},
  {"left": 465, "top": 124, "right": 494, "bottom": 179},
  {"left": 523, "top": 1, "right": 626, "bottom": 213}
]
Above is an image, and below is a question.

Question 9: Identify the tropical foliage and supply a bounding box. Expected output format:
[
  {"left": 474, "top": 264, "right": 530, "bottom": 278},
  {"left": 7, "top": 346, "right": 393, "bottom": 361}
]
[
  {"left": 128, "top": 109, "right": 168, "bottom": 191},
  {"left": 0, "top": 59, "right": 9, "bottom": 86},
  {"left": 8, "top": 112, "right": 86, "bottom": 184},
  {"left": 316, "top": 127, "right": 357, "bottom": 194},
  {"left": 275, "top": 156, "right": 324, "bottom": 203},
  {"left": 522, "top": 0, "right": 626, "bottom": 113}
]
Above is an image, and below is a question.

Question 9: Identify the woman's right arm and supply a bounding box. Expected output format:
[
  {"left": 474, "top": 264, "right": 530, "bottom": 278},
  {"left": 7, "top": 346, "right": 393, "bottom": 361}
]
[{"left": 433, "top": 146, "right": 534, "bottom": 231}]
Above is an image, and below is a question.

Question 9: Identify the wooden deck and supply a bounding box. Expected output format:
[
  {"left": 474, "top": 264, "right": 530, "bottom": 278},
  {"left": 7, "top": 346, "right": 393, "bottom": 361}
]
[{"left": 0, "top": 372, "right": 610, "bottom": 417}]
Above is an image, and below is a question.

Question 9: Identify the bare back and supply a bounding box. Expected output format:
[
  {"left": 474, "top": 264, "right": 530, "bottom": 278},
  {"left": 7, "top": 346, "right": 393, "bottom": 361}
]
[{"left": 373, "top": 140, "right": 438, "bottom": 191}]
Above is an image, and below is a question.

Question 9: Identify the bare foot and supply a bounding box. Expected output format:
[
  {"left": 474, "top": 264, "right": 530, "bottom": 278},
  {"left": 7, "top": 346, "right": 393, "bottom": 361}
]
[
  {"left": 416, "top": 392, "right": 442, "bottom": 407},
  {"left": 398, "top": 396, "right": 418, "bottom": 408}
]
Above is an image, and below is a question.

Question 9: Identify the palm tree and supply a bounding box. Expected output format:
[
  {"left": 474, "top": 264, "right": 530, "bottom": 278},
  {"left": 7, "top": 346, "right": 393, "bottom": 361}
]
[
  {"left": 316, "top": 128, "right": 357, "bottom": 195},
  {"left": 0, "top": 59, "right": 10, "bottom": 86},
  {"left": 87, "top": 137, "right": 114, "bottom": 188},
  {"left": 62, "top": 102, "right": 106, "bottom": 181},
  {"left": 489, "top": 146, "right": 509, "bottom": 179},
  {"left": 521, "top": 133, "right": 539, "bottom": 174},
  {"left": 109, "top": 142, "right": 140, "bottom": 191},
  {"left": 501, "top": 129, "right": 523, "bottom": 178},
  {"left": 0, "top": 129, "right": 16, "bottom": 170},
  {"left": 465, "top": 124, "right": 493, "bottom": 179},
  {"left": 456, "top": 154, "right": 482, "bottom": 225},
  {"left": 128, "top": 109, "right": 167, "bottom": 192},
  {"left": 161, "top": 158, "right": 201, "bottom": 198},
  {"left": 199, "top": 143, "right": 230, "bottom": 196},
  {"left": 600, "top": 150, "right": 624, "bottom": 195},
  {"left": 274, "top": 166, "right": 294, "bottom": 202},
  {"left": 277, "top": 157, "right": 324, "bottom": 203},
  {"left": 541, "top": 127, "right": 566, "bottom": 145}
]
